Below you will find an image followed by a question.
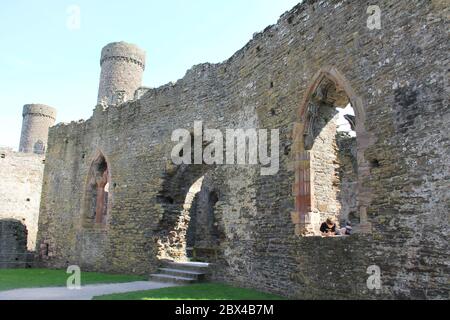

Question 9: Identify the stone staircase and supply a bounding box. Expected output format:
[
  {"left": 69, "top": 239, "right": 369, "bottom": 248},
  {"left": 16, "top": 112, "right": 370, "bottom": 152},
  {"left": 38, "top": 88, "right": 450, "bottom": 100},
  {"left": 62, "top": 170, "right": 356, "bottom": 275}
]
[{"left": 150, "top": 261, "right": 210, "bottom": 284}]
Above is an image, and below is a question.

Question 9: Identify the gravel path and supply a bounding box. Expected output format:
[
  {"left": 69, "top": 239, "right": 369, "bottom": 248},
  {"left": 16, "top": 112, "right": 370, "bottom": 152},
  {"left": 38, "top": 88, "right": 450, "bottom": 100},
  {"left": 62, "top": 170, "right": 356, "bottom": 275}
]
[{"left": 0, "top": 281, "right": 179, "bottom": 300}]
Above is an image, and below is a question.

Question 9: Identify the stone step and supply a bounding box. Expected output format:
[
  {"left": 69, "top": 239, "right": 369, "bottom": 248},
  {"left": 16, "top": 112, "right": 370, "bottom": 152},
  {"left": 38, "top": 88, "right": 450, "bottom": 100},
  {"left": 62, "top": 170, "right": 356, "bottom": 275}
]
[
  {"left": 159, "top": 268, "right": 206, "bottom": 280},
  {"left": 151, "top": 260, "right": 211, "bottom": 284},
  {"left": 164, "top": 261, "right": 210, "bottom": 273},
  {"left": 149, "top": 273, "right": 197, "bottom": 284}
]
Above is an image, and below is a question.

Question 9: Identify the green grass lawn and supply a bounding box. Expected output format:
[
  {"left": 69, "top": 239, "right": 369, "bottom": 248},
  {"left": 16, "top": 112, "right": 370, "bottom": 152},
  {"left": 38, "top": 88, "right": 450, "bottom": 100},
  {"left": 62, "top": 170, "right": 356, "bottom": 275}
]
[
  {"left": 0, "top": 268, "right": 146, "bottom": 291},
  {"left": 93, "top": 283, "right": 286, "bottom": 300}
]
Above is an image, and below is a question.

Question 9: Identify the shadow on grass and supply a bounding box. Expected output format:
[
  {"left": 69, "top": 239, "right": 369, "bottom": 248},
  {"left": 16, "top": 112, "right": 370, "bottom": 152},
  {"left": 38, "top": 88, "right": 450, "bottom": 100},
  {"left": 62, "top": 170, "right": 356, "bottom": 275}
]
[
  {"left": 93, "top": 283, "right": 287, "bottom": 300},
  {"left": 0, "top": 268, "right": 146, "bottom": 291}
]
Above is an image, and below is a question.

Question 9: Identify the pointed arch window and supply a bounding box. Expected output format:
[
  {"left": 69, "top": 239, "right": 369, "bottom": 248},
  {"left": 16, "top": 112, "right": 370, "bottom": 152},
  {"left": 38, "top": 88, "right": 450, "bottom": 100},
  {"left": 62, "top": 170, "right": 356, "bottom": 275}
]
[
  {"left": 292, "top": 67, "right": 374, "bottom": 236},
  {"left": 83, "top": 153, "right": 110, "bottom": 227}
]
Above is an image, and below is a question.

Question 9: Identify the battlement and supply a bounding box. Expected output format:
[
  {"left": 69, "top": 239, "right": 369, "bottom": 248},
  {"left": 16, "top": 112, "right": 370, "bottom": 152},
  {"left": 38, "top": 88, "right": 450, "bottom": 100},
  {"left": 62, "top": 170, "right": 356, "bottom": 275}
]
[
  {"left": 100, "top": 41, "right": 146, "bottom": 70},
  {"left": 22, "top": 104, "right": 57, "bottom": 120}
]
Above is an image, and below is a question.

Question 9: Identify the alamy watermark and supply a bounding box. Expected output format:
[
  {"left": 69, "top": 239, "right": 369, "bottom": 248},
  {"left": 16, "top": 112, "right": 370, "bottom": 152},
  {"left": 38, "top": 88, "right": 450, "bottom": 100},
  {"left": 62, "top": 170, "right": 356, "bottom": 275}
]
[
  {"left": 66, "top": 5, "right": 81, "bottom": 31},
  {"left": 367, "top": 265, "right": 382, "bottom": 290},
  {"left": 66, "top": 265, "right": 81, "bottom": 290},
  {"left": 171, "top": 121, "right": 279, "bottom": 176},
  {"left": 367, "top": 5, "right": 381, "bottom": 30}
]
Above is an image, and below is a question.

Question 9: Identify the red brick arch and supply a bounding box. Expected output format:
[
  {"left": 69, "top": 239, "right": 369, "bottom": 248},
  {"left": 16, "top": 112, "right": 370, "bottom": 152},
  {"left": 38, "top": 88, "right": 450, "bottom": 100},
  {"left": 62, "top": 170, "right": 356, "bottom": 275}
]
[{"left": 82, "top": 150, "right": 112, "bottom": 228}]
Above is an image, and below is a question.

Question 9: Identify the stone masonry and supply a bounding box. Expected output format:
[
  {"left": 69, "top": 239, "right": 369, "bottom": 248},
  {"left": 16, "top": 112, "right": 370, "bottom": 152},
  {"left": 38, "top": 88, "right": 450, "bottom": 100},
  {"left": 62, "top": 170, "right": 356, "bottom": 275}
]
[
  {"left": 0, "top": 147, "right": 46, "bottom": 250},
  {"left": 0, "top": 219, "right": 30, "bottom": 269},
  {"left": 37, "top": 0, "right": 449, "bottom": 299},
  {"left": 97, "top": 42, "right": 146, "bottom": 105}
]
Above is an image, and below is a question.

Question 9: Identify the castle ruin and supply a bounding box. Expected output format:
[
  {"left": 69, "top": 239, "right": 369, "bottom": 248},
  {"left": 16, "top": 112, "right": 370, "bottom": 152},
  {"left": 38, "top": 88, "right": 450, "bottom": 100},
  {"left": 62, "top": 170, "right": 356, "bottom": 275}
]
[{"left": 33, "top": 0, "right": 449, "bottom": 299}]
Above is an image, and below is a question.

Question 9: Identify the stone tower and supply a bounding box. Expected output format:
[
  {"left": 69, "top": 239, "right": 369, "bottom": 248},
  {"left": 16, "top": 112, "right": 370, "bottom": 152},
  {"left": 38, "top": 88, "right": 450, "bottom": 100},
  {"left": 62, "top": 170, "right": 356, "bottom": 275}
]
[
  {"left": 97, "top": 41, "right": 146, "bottom": 105},
  {"left": 19, "top": 104, "right": 57, "bottom": 155}
]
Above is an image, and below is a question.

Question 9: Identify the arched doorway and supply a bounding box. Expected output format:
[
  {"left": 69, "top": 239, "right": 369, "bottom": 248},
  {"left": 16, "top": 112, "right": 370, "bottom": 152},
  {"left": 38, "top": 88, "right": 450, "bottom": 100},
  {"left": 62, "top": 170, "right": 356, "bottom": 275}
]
[
  {"left": 156, "top": 161, "right": 223, "bottom": 262},
  {"left": 292, "top": 67, "right": 373, "bottom": 236},
  {"left": 186, "top": 187, "right": 221, "bottom": 260}
]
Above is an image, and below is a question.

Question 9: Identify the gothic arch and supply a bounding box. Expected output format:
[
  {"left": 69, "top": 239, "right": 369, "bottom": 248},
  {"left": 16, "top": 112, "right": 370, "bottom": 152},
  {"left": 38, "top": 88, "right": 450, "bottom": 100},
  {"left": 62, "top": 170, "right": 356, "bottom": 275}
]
[
  {"left": 292, "top": 66, "right": 373, "bottom": 236},
  {"left": 82, "top": 151, "right": 112, "bottom": 228}
]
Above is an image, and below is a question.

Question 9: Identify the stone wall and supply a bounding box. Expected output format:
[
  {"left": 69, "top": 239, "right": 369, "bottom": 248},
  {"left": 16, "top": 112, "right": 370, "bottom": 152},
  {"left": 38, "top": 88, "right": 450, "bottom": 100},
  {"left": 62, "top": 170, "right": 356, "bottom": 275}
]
[
  {"left": 0, "top": 147, "right": 45, "bottom": 250},
  {"left": 37, "top": 0, "right": 449, "bottom": 299},
  {"left": 0, "top": 219, "right": 30, "bottom": 269},
  {"left": 310, "top": 105, "right": 342, "bottom": 225},
  {"left": 337, "top": 132, "right": 358, "bottom": 224}
]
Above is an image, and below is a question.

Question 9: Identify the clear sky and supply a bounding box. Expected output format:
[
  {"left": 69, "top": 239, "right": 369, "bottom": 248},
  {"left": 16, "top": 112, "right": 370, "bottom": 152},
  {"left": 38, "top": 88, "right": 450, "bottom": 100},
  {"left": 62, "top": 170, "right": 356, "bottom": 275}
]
[{"left": 0, "top": 0, "right": 301, "bottom": 150}]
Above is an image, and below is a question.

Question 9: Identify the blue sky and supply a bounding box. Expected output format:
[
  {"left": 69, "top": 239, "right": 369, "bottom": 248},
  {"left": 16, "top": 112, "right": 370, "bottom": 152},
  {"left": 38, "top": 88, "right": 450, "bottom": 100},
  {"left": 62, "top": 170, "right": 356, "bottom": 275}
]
[{"left": 0, "top": 0, "right": 301, "bottom": 150}]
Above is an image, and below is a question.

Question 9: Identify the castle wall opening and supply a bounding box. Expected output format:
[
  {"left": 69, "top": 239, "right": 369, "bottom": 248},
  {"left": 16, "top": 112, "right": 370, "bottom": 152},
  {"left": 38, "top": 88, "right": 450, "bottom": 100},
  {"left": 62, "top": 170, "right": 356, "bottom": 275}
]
[
  {"left": 186, "top": 187, "right": 221, "bottom": 261},
  {"left": 156, "top": 159, "right": 223, "bottom": 263},
  {"left": 293, "top": 68, "right": 371, "bottom": 236},
  {"left": 83, "top": 153, "right": 110, "bottom": 227},
  {"left": 184, "top": 176, "right": 204, "bottom": 259},
  {"left": 207, "top": 191, "right": 220, "bottom": 241}
]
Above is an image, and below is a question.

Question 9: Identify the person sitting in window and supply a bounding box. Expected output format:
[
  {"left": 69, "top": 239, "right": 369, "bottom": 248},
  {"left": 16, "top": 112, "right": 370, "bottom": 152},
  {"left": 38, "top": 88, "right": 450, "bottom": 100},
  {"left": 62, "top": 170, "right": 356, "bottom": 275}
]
[
  {"left": 338, "top": 221, "right": 353, "bottom": 236},
  {"left": 344, "top": 221, "right": 353, "bottom": 235},
  {"left": 320, "top": 218, "right": 337, "bottom": 237}
]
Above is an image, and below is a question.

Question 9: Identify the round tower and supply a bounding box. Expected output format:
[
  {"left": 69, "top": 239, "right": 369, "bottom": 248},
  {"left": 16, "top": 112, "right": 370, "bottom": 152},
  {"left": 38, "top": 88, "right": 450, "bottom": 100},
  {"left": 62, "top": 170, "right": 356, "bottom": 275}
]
[
  {"left": 19, "top": 104, "right": 57, "bottom": 155},
  {"left": 97, "top": 41, "right": 146, "bottom": 105}
]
